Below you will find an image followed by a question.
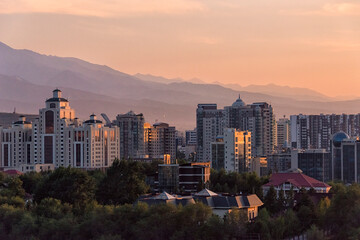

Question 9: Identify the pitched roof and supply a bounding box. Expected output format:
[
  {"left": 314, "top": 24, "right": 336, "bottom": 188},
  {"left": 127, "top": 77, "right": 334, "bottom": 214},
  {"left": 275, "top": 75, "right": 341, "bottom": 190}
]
[
  {"left": 3, "top": 169, "right": 23, "bottom": 176},
  {"left": 194, "top": 194, "right": 263, "bottom": 209},
  {"left": 152, "top": 191, "right": 176, "bottom": 200},
  {"left": 195, "top": 188, "right": 218, "bottom": 197},
  {"left": 263, "top": 173, "right": 330, "bottom": 189}
]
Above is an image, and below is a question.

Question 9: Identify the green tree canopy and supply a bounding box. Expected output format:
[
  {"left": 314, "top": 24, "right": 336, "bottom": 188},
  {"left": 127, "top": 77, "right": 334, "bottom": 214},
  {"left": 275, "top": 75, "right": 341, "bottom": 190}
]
[
  {"left": 96, "top": 159, "right": 149, "bottom": 205},
  {"left": 34, "top": 167, "right": 96, "bottom": 208}
]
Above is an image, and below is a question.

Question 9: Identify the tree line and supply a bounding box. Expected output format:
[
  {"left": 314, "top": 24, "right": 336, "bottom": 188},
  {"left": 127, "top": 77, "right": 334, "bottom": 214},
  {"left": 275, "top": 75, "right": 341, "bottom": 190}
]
[{"left": 0, "top": 161, "right": 359, "bottom": 239}]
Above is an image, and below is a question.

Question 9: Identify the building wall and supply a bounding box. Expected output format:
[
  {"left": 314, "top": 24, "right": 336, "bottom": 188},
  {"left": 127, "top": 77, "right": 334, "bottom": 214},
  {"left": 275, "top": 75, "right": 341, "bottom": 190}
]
[
  {"left": 291, "top": 114, "right": 360, "bottom": 150},
  {"left": 0, "top": 90, "right": 120, "bottom": 170},
  {"left": 267, "top": 149, "right": 292, "bottom": 173},
  {"left": 224, "top": 128, "right": 251, "bottom": 173},
  {"left": 196, "top": 104, "right": 225, "bottom": 162},
  {"left": 144, "top": 122, "right": 176, "bottom": 162},
  {"left": 114, "top": 111, "right": 144, "bottom": 160},
  {"left": 291, "top": 149, "right": 330, "bottom": 182}
]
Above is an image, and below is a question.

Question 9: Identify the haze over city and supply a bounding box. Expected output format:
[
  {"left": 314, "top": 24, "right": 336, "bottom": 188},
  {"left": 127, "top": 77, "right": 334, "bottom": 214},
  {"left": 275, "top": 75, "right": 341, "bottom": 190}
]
[{"left": 1, "top": 0, "right": 360, "bottom": 97}]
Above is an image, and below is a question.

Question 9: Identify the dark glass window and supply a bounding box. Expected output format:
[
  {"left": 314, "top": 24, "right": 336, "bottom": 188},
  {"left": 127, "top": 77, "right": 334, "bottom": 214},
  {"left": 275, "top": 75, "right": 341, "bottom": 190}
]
[
  {"left": 50, "top": 103, "right": 56, "bottom": 108},
  {"left": 44, "top": 136, "right": 53, "bottom": 164},
  {"left": 45, "top": 110, "right": 54, "bottom": 134},
  {"left": 27, "top": 144, "right": 31, "bottom": 164},
  {"left": 3, "top": 144, "right": 9, "bottom": 167},
  {"left": 76, "top": 144, "right": 81, "bottom": 167}
]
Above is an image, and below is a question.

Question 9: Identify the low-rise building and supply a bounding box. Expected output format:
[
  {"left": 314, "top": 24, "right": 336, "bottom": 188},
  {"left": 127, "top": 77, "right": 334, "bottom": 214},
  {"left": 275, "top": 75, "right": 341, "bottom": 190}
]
[
  {"left": 157, "top": 162, "right": 211, "bottom": 193},
  {"left": 267, "top": 148, "right": 292, "bottom": 173},
  {"left": 138, "top": 189, "right": 264, "bottom": 220},
  {"left": 291, "top": 149, "right": 330, "bottom": 182},
  {"left": 262, "top": 171, "right": 331, "bottom": 196}
]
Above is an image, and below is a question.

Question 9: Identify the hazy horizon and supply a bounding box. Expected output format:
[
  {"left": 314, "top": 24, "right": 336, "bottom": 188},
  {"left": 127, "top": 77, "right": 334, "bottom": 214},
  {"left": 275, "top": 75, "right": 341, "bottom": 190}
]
[{"left": 1, "top": 0, "right": 359, "bottom": 97}]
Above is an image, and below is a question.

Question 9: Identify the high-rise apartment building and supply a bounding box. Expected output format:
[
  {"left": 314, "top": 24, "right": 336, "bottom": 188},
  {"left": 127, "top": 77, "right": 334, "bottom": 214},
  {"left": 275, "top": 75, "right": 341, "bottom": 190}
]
[
  {"left": 66, "top": 114, "right": 120, "bottom": 169},
  {"left": 1, "top": 89, "right": 120, "bottom": 169},
  {"left": 113, "top": 111, "right": 144, "bottom": 160},
  {"left": 211, "top": 128, "right": 251, "bottom": 173},
  {"left": 196, "top": 104, "right": 225, "bottom": 162},
  {"left": 291, "top": 114, "right": 360, "bottom": 150},
  {"left": 197, "top": 97, "right": 275, "bottom": 162},
  {"left": 277, "top": 117, "right": 290, "bottom": 149},
  {"left": 0, "top": 116, "right": 32, "bottom": 167},
  {"left": 224, "top": 97, "right": 276, "bottom": 157},
  {"left": 144, "top": 122, "right": 176, "bottom": 162},
  {"left": 185, "top": 128, "right": 197, "bottom": 146},
  {"left": 330, "top": 132, "right": 360, "bottom": 183}
]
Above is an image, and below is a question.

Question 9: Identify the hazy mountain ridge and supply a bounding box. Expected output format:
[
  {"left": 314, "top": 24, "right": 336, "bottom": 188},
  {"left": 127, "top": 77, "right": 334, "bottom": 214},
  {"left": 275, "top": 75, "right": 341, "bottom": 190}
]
[{"left": 1, "top": 41, "right": 360, "bottom": 130}]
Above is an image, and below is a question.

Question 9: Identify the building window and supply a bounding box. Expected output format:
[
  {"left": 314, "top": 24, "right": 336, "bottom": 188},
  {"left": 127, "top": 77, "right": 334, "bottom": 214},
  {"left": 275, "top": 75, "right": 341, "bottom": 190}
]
[{"left": 45, "top": 110, "right": 54, "bottom": 134}]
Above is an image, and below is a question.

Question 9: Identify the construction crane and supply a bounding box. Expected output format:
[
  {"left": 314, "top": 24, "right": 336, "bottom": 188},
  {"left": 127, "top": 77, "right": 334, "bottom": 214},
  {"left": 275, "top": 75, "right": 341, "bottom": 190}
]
[{"left": 101, "top": 113, "right": 112, "bottom": 127}]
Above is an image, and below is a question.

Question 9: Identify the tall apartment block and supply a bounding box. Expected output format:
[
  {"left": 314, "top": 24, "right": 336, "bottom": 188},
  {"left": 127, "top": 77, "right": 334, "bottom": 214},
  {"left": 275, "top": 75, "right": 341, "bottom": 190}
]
[
  {"left": 113, "top": 111, "right": 145, "bottom": 160},
  {"left": 185, "top": 129, "right": 197, "bottom": 146},
  {"left": 211, "top": 128, "right": 251, "bottom": 173},
  {"left": 144, "top": 122, "right": 176, "bottom": 162},
  {"left": 224, "top": 96, "right": 276, "bottom": 157},
  {"left": 277, "top": 117, "right": 290, "bottom": 149},
  {"left": 196, "top": 104, "right": 225, "bottom": 162},
  {"left": 291, "top": 114, "right": 360, "bottom": 150},
  {"left": 330, "top": 132, "right": 360, "bottom": 183},
  {"left": 1, "top": 89, "right": 120, "bottom": 169},
  {"left": 0, "top": 116, "right": 32, "bottom": 167}
]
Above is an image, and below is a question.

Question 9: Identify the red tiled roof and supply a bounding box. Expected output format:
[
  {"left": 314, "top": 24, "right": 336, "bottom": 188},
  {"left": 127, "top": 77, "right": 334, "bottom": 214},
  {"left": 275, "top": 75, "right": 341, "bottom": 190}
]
[
  {"left": 3, "top": 170, "right": 23, "bottom": 176},
  {"left": 263, "top": 173, "right": 330, "bottom": 189}
]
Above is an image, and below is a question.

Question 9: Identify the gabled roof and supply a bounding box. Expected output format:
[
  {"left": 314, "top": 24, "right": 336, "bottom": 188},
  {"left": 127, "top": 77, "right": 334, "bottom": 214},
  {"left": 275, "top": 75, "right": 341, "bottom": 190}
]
[
  {"left": 152, "top": 191, "right": 176, "bottom": 200},
  {"left": 194, "top": 194, "right": 263, "bottom": 209},
  {"left": 195, "top": 188, "right": 218, "bottom": 197},
  {"left": 3, "top": 170, "right": 23, "bottom": 176},
  {"left": 263, "top": 173, "right": 330, "bottom": 189}
]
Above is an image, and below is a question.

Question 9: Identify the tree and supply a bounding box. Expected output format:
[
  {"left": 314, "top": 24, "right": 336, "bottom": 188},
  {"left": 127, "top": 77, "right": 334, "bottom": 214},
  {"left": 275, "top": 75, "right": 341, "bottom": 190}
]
[
  {"left": 96, "top": 159, "right": 149, "bottom": 205},
  {"left": 264, "top": 186, "right": 278, "bottom": 215},
  {"left": 20, "top": 171, "right": 43, "bottom": 194},
  {"left": 224, "top": 209, "right": 248, "bottom": 238},
  {"left": 34, "top": 167, "right": 96, "bottom": 209},
  {"left": 35, "top": 198, "right": 72, "bottom": 219},
  {"left": 2, "top": 177, "right": 26, "bottom": 198}
]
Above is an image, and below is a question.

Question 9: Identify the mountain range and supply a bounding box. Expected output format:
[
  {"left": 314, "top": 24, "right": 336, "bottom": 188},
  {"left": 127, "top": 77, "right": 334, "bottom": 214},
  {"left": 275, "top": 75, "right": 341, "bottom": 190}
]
[{"left": 0, "top": 41, "right": 360, "bottom": 131}]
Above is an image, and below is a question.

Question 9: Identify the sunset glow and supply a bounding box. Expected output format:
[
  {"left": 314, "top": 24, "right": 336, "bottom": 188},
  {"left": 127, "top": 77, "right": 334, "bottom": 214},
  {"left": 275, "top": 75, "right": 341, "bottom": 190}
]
[{"left": 0, "top": 0, "right": 359, "bottom": 97}]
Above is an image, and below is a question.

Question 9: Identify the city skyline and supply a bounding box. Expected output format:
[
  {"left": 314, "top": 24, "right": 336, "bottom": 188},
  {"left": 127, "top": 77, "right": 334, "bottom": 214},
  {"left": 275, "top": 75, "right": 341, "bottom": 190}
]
[{"left": 1, "top": 0, "right": 360, "bottom": 97}]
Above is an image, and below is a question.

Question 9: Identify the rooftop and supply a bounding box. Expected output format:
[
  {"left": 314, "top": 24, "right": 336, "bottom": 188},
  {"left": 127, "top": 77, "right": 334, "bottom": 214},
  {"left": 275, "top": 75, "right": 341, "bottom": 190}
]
[{"left": 263, "top": 172, "right": 330, "bottom": 189}]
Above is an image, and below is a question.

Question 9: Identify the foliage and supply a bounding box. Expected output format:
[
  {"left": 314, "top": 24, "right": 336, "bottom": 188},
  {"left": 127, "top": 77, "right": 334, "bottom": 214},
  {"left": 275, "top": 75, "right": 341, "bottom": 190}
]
[
  {"left": 96, "top": 159, "right": 149, "bottom": 205},
  {"left": 209, "top": 169, "right": 268, "bottom": 197},
  {"left": 34, "top": 167, "right": 96, "bottom": 209},
  {"left": 20, "top": 171, "right": 44, "bottom": 195}
]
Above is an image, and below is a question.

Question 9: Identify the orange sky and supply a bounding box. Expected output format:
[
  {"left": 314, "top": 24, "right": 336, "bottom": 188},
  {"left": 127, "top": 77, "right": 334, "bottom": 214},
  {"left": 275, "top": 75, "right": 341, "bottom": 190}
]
[{"left": 0, "top": 0, "right": 359, "bottom": 97}]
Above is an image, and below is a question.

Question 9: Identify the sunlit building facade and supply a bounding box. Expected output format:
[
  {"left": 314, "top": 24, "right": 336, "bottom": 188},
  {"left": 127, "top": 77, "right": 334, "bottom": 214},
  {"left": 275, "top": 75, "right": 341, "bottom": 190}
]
[{"left": 1, "top": 89, "right": 120, "bottom": 170}]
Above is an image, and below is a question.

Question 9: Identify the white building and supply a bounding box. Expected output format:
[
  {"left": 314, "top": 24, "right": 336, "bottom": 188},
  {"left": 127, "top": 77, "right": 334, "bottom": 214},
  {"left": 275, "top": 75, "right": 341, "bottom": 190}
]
[
  {"left": 277, "top": 117, "right": 290, "bottom": 148},
  {"left": 1, "top": 89, "right": 120, "bottom": 170},
  {"left": 223, "top": 128, "right": 251, "bottom": 173},
  {"left": 1, "top": 116, "right": 32, "bottom": 167}
]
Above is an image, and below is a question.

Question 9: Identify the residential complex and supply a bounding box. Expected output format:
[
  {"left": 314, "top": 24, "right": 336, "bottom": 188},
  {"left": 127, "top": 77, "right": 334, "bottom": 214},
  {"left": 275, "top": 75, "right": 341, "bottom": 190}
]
[
  {"left": 197, "top": 97, "right": 275, "bottom": 163},
  {"left": 277, "top": 117, "right": 290, "bottom": 149},
  {"left": 113, "top": 111, "right": 145, "bottom": 160},
  {"left": 225, "top": 98, "right": 276, "bottom": 157},
  {"left": 196, "top": 104, "right": 225, "bottom": 162},
  {"left": 290, "top": 114, "right": 360, "bottom": 150},
  {"left": 144, "top": 122, "right": 176, "bottom": 162},
  {"left": 210, "top": 128, "right": 251, "bottom": 173},
  {"left": 330, "top": 132, "right": 360, "bottom": 183},
  {"left": 1, "top": 89, "right": 120, "bottom": 169}
]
